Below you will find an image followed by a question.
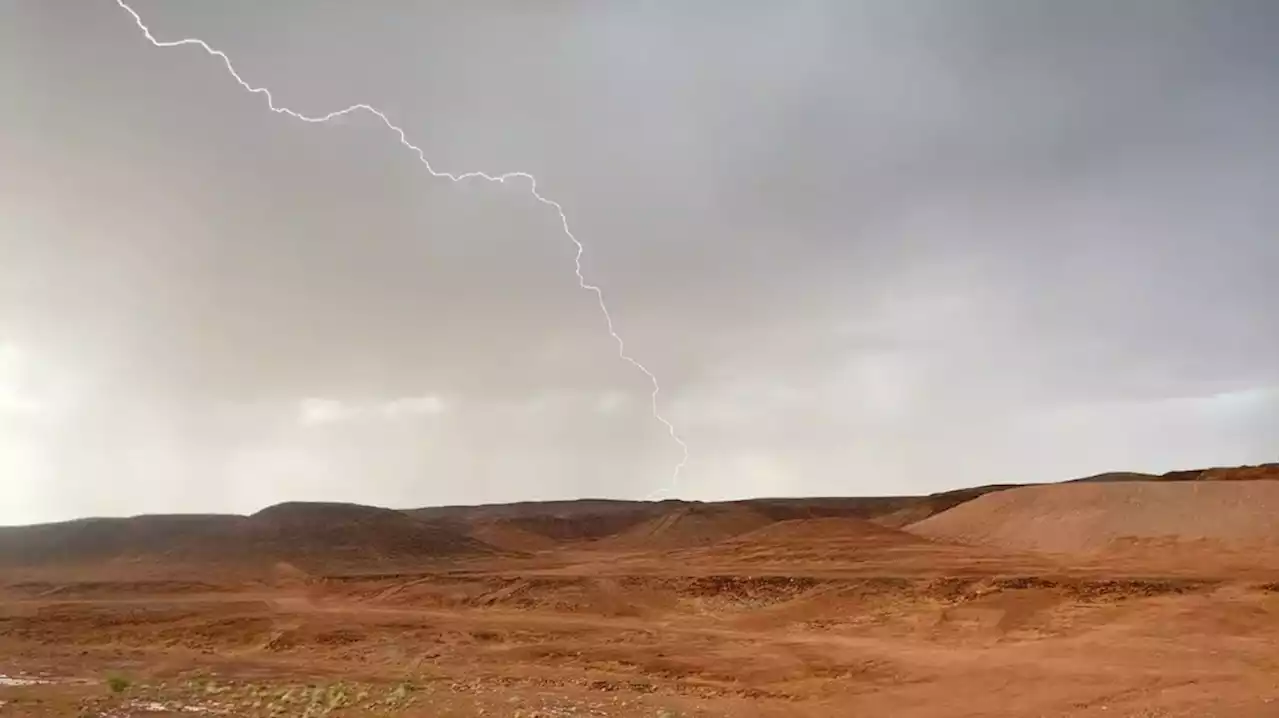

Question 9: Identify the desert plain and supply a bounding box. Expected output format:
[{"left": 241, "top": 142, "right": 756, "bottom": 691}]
[{"left": 0, "top": 464, "right": 1275, "bottom": 717}]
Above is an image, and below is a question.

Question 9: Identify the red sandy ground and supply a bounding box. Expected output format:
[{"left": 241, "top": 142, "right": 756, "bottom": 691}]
[{"left": 0, "top": 464, "right": 1275, "bottom": 717}]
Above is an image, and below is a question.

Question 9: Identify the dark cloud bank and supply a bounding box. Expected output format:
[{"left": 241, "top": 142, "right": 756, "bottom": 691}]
[{"left": 0, "top": 0, "right": 1274, "bottom": 523}]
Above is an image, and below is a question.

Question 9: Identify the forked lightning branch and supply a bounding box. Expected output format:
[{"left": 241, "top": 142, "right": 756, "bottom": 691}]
[{"left": 112, "top": 0, "right": 689, "bottom": 496}]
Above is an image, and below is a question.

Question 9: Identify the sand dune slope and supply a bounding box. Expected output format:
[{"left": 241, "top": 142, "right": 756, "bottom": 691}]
[{"left": 907, "top": 480, "right": 1278, "bottom": 560}]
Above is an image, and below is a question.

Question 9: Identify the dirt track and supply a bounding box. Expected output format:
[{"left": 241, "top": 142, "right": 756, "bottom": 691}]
[{"left": 0, "top": 468, "right": 1275, "bottom": 717}]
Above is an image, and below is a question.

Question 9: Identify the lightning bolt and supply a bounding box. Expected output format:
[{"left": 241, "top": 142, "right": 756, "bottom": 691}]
[{"left": 112, "top": 0, "right": 689, "bottom": 499}]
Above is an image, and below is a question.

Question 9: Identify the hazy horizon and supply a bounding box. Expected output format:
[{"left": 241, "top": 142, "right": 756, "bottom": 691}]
[
  {"left": 5, "top": 460, "right": 1280, "bottom": 529},
  {"left": 2, "top": 0, "right": 1276, "bottom": 525}
]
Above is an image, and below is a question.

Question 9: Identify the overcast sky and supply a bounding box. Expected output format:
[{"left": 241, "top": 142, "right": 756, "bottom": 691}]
[{"left": 1, "top": 0, "right": 1275, "bottom": 524}]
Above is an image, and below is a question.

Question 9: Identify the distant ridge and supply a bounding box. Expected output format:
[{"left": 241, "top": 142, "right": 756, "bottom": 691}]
[
  {"left": 0, "top": 501, "right": 503, "bottom": 573},
  {"left": 1068, "top": 463, "right": 1277, "bottom": 483},
  {"left": 0, "top": 462, "right": 1272, "bottom": 572}
]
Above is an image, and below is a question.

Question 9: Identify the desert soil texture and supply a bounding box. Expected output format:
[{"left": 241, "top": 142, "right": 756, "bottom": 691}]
[{"left": 0, "top": 464, "right": 1276, "bottom": 717}]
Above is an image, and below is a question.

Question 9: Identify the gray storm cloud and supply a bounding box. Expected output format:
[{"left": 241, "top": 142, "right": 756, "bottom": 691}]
[{"left": 0, "top": 0, "right": 1274, "bottom": 523}]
